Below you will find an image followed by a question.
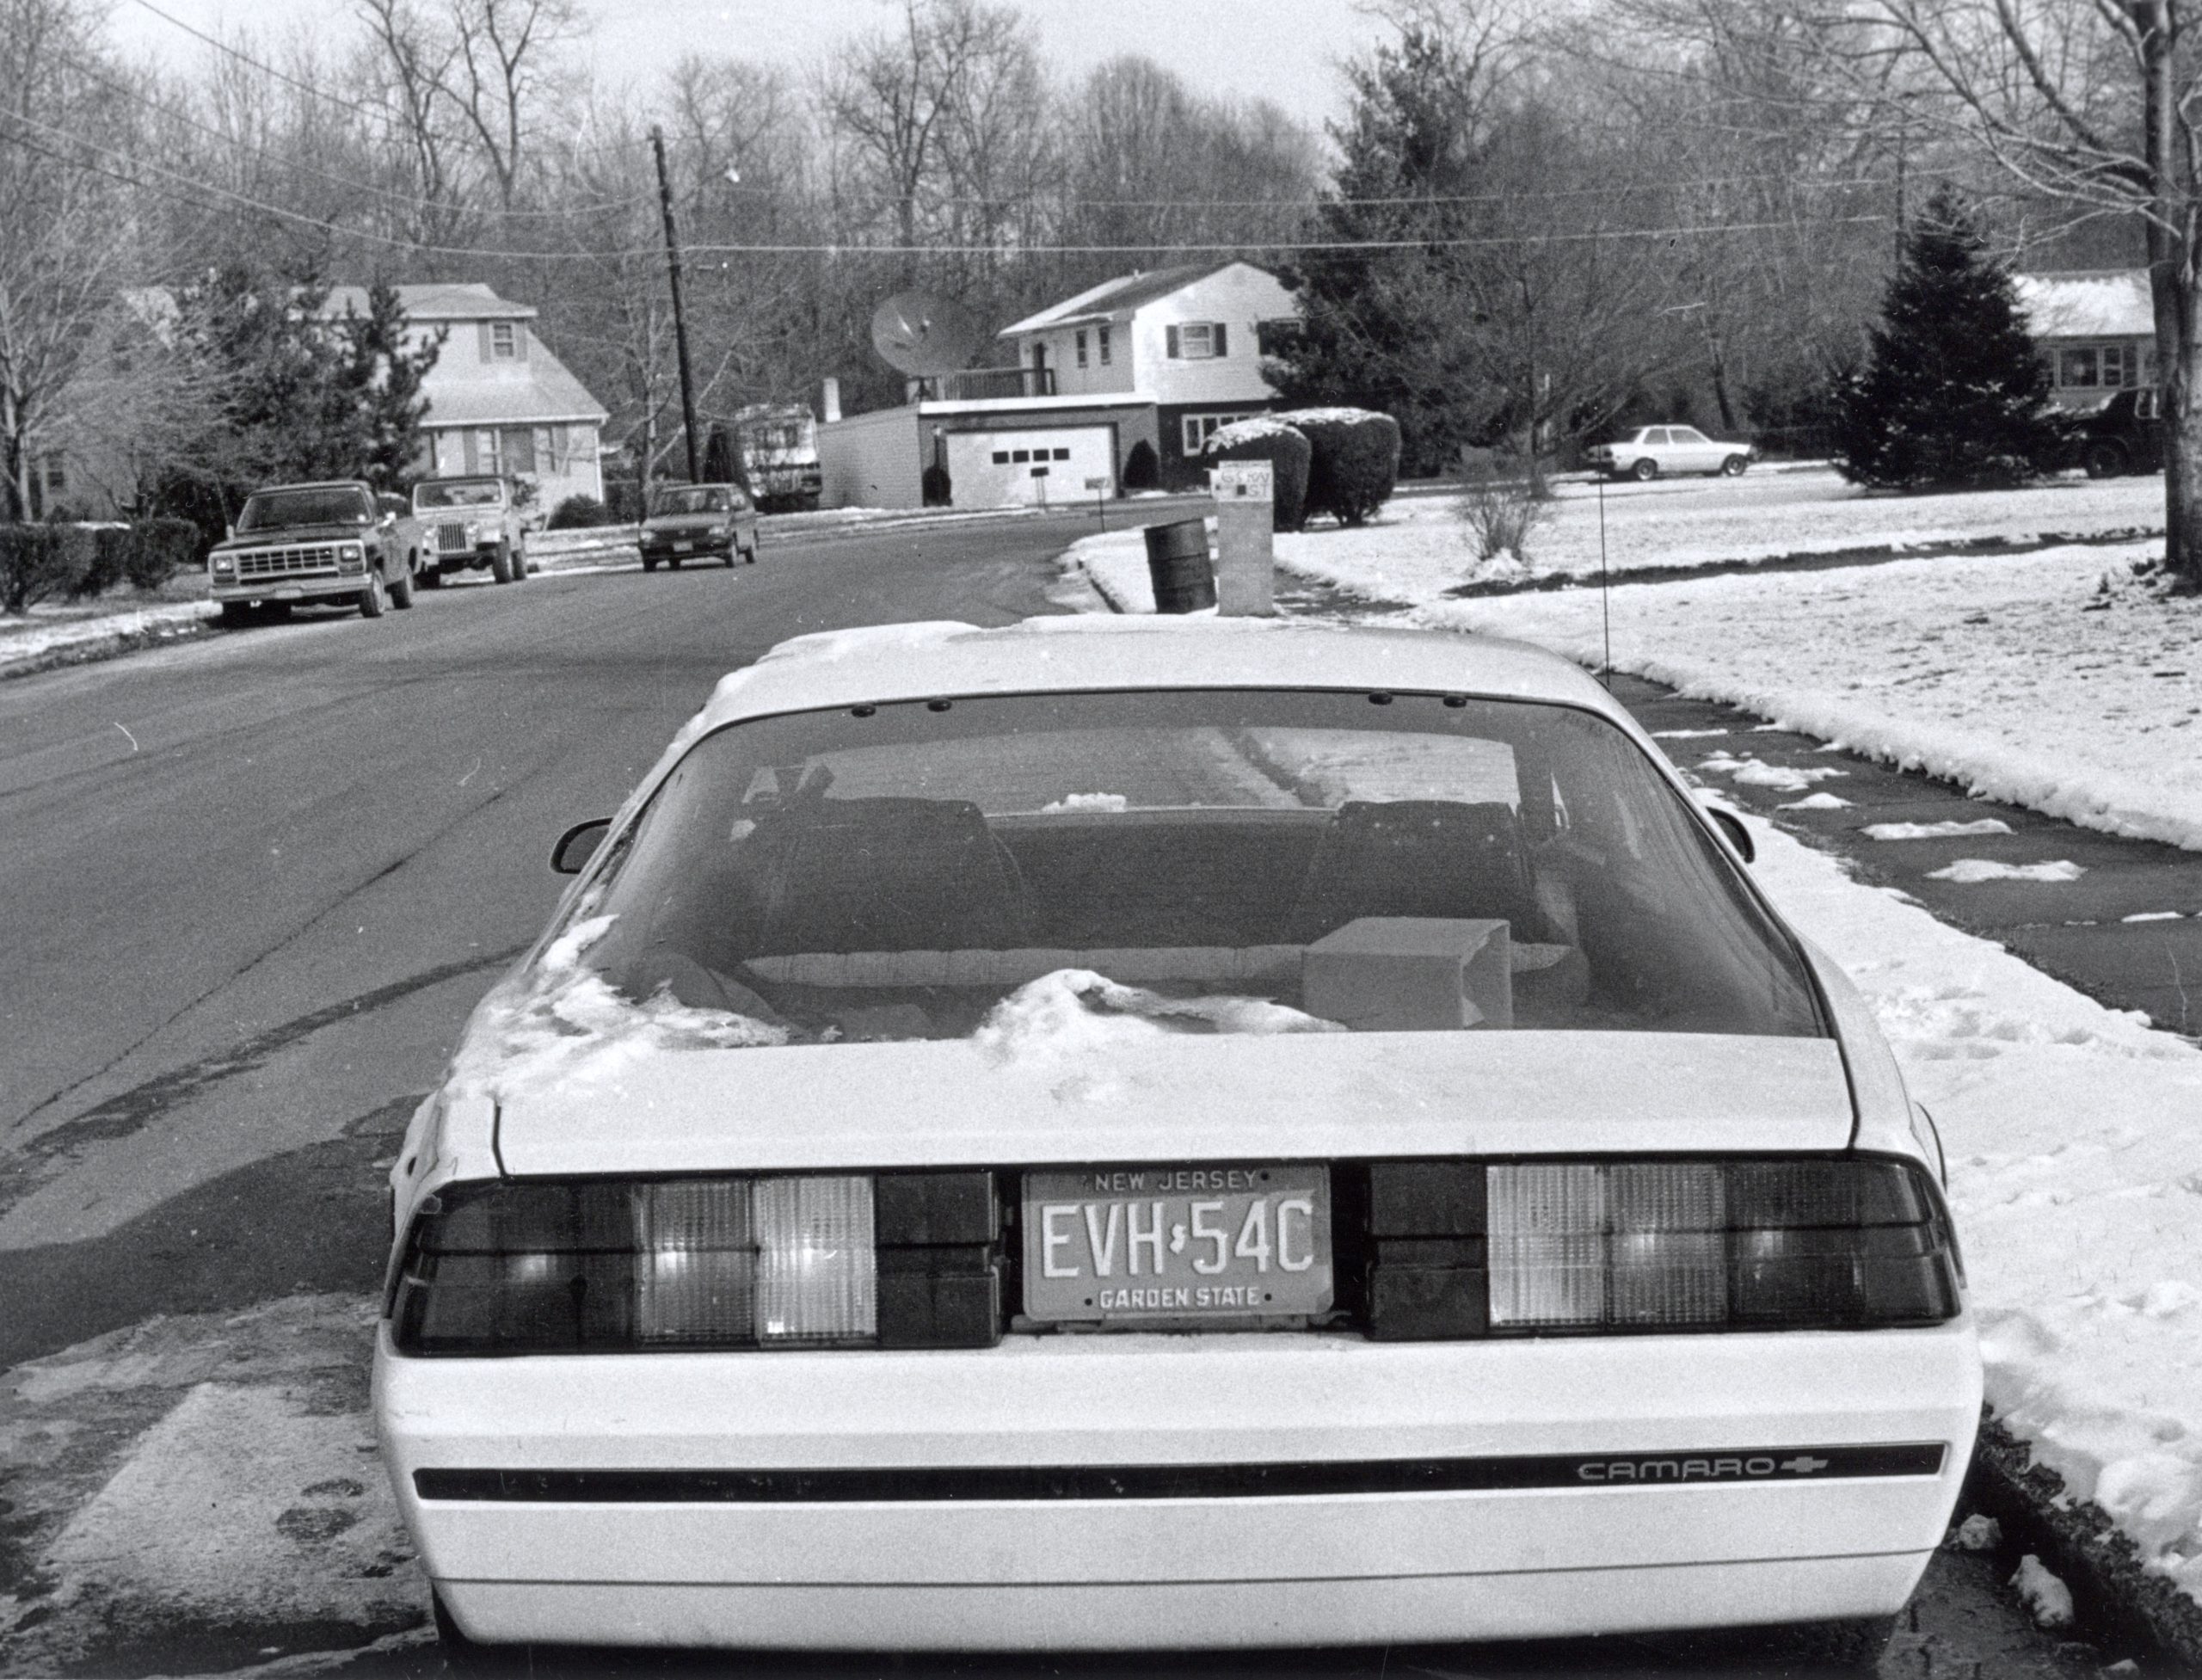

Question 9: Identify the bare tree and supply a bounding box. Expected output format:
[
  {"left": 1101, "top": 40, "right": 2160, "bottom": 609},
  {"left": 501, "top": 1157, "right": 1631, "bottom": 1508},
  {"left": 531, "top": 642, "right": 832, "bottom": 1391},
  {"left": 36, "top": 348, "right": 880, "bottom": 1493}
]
[
  {"left": 1787, "top": 2, "right": 2202, "bottom": 581},
  {"left": 0, "top": 0, "right": 147, "bottom": 524}
]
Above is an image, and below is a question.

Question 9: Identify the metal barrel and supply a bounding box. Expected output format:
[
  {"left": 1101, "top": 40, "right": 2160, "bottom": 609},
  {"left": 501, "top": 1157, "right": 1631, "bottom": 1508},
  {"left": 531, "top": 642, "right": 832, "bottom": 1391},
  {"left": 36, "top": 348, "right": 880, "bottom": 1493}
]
[{"left": 1141, "top": 518, "right": 1215, "bottom": 613}]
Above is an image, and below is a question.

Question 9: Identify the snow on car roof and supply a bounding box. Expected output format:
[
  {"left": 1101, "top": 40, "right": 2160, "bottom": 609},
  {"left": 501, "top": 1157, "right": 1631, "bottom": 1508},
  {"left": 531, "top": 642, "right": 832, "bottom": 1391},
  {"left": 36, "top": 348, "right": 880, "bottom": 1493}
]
[{"left": 690, "top": 617, "right": 1623, "bottom": 730}]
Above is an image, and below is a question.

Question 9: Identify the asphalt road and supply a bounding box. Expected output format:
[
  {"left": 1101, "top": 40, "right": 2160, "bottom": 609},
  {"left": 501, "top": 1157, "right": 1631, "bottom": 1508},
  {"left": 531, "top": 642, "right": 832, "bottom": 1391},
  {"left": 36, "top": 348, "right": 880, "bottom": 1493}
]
[{"left": 0, "top": 512, "right": 2111, "bottom": 1677}]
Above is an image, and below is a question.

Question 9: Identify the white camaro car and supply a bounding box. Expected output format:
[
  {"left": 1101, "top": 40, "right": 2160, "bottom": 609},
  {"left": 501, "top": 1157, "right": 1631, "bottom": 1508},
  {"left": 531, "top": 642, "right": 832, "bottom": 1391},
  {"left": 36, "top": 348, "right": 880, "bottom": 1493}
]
[{"left": 375, "top": 616, "right": 1977, "bottom": 1666}]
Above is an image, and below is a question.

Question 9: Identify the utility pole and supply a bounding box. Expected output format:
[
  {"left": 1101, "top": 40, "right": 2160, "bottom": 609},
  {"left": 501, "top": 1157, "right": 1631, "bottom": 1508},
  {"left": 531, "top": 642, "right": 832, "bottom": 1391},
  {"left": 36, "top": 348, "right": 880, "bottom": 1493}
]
[{"left": 650, "top": 124, "right": 703, "bottom": 485}]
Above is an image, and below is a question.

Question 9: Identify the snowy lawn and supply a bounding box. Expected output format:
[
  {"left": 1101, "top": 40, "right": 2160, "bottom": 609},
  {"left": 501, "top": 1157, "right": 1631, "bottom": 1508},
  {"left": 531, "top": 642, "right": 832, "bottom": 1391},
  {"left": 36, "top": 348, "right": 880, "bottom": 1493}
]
[
  {"left": 1410, "top": 541, "right": 2202, "bottom": 852},
  {"left": 1741, "top": 808, "right": 2202, "bottom": 1605},
  {"left": 1269, "top": 466, "right": 2162, "bottom": 600}
]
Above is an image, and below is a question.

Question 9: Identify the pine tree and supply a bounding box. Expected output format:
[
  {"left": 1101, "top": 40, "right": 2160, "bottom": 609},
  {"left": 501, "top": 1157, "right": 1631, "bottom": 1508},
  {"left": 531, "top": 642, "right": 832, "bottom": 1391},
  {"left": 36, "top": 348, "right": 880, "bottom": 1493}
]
[{"left": 1834, "top": 188, "right": 2064, "bottom": 490}]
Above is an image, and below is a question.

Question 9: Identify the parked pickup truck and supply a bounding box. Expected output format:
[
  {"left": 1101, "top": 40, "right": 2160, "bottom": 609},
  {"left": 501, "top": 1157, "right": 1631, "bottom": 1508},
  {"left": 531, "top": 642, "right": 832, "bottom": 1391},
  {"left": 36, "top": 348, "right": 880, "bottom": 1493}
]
[
  {"left": 208, "top": 479, "right": 415, "bottom": 624},
  {"left": 412, "top": 476, "right": 530, "bottom": 585},
  {"left": 2072, "top": 385, "right": 2164, "bottom": 478}
]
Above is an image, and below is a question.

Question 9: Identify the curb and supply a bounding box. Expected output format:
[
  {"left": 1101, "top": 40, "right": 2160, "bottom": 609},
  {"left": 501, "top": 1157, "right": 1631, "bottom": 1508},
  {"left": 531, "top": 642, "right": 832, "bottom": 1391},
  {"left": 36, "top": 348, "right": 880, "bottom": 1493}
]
[
  {"left": 1964, "top": 1413, "right": 2202, "bottom": 1669},
  {"left": 1432, "top": 527, "right": 2159, "bottom": 600}
]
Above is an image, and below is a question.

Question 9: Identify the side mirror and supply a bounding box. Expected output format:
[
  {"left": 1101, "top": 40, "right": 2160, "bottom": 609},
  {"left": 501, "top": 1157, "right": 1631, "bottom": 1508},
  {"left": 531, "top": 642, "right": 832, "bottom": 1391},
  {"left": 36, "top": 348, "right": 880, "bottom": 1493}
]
[
  {"left": 551, "top": 817, "right": 612, "bottom": 875},
  {"left": 1707, "top": 806, "right": 1756, "bottom": 865}
]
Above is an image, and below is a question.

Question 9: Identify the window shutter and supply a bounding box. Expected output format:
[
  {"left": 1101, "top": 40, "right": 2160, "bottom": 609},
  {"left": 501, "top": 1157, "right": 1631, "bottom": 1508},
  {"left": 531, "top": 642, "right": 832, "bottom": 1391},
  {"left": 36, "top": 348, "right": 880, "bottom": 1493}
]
[
  {"left": 1166, "top": 324, "right": 1181, "bottom": 359},
  {"left": 477, "top": 323, "right": 493, "bottom": 361},
  {"left": 1213, "top": 323, "right": 1228, "bottom": 357},
  {"left": 462, "top": 429, "right": 479, "bottom": 472},
  {"left": 514, "top": 326, "right": 528, "bottom": 360}
]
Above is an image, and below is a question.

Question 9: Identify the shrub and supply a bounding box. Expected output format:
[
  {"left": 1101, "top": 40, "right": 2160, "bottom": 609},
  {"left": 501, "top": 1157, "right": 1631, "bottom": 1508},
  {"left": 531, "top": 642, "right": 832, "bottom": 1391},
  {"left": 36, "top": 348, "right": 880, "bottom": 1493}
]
[
  {"left": 548, "top": 493, "right": 612, "bottom": 530},
  {"left": 0, "top": 524, "right": 98, "bottom": 615},
  {"left": 1282, "top": 407, "right": 1402, "bottom": 526},
  {"left": 1454, "top": 452, "right": 1548, "bottom": 564},
  {"left": 71, "top": 526, "right": 135, "bottom": 599},
  {"left": 1202, "top": 417, "right": 1311, "bottom": 532},
  {"left": 1121, "top": 439, "right": 1159, "bottom": 490},
  {"left": 130, "top": 519, "right": 200, "bottom": 590},
  {"left": 921, "top": 464, "right": 952, "bottom": 507}
]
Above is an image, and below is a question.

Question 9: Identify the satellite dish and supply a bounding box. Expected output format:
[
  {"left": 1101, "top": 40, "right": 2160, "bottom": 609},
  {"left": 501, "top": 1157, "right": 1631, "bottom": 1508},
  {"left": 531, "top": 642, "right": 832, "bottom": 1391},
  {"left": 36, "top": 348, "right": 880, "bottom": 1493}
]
[{"left": 871, "top": 291, "right": 984, "bottom": 378}]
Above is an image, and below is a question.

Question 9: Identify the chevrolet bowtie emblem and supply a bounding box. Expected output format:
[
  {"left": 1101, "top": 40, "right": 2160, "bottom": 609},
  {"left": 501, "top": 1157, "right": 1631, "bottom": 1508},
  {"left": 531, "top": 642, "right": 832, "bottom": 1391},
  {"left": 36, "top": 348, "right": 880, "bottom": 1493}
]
[{"left": 1780, "top": 1455, "right": 1832, "bottom": 1474}]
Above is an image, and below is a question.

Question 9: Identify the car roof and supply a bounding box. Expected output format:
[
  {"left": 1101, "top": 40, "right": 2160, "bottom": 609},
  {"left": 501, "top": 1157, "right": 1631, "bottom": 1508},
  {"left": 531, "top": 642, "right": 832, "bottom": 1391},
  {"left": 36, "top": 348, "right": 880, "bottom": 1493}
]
[
  {"left": 689, "top": 618, "right": 1629, "bottom": 731},
  {"left": 249, "top": 480, "right": 372, "bottom": 493}
]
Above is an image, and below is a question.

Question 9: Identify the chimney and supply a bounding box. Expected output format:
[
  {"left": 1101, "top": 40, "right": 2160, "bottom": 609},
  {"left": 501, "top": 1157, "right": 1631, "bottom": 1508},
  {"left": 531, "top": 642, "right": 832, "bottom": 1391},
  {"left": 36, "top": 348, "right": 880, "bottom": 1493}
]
[{"left": 821, "top": 378, "right": 842, "bottom": 424}]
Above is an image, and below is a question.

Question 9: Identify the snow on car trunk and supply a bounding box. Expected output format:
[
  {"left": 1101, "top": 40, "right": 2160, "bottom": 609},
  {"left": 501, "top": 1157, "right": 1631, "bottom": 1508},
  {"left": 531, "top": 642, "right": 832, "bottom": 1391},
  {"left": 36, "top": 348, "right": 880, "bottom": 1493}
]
[{"left": 487, "top": 1028, "right": 1856, "bottom": 1177}]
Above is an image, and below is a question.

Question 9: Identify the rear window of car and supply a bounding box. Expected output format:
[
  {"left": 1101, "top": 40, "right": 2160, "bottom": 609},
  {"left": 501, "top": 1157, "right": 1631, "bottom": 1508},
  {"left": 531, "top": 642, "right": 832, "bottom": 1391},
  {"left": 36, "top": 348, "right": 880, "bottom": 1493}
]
[
  {"left": 652, "top": 488, "right": 737, "bottom": 515},
  {"left": 558, "top": 690, "right": 1824, "bottom": 1046},
  {"left": 237, "top": 488, "right": 372, "bottom": 530},
  {"left": 414, "top": 480, "right": 506, "bottom": 509}
]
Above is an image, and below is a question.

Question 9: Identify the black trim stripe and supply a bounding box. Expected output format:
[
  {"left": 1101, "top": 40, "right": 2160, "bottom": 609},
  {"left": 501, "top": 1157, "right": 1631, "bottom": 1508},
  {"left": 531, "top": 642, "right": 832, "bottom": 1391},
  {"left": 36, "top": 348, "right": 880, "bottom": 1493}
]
[{"left": 415, "top": 1444, "right": 1944, "bottom": 1504}]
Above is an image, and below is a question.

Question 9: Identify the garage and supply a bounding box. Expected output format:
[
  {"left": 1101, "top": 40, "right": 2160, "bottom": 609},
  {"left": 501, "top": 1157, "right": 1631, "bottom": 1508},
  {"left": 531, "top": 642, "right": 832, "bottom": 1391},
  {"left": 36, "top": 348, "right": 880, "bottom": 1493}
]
[{"left": 945, "top": 426, "right": 1116, "bottom": 509}]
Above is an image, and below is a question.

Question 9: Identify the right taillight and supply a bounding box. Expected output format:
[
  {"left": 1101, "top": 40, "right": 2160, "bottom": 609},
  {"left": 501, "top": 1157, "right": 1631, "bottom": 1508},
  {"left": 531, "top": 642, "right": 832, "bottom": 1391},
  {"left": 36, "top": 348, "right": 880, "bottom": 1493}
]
[{"left": 1367, "top": 1156, "right": 1961, "bottom": 1340}]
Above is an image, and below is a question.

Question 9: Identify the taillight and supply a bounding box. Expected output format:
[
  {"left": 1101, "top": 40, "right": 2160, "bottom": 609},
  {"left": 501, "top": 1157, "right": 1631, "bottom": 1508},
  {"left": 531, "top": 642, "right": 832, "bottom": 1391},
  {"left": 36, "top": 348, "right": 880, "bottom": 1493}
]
[
  {"left": 390, "top": 1172, "right": 1000, "bottom": 1355},
  {"left": 1366, "top": 1157, "right": 1960, "bottom": 1340}
]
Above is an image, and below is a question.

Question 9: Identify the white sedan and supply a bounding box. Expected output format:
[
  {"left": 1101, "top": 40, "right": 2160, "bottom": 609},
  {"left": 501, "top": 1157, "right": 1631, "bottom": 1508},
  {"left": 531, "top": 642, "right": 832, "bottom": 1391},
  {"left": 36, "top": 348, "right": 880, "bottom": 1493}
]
[
  {"left": 1590, "top": 425, "right": 1756, "bottom": 480},
  {"left": 375, "top": 616, "right": 1977, "bottom": 1668}
]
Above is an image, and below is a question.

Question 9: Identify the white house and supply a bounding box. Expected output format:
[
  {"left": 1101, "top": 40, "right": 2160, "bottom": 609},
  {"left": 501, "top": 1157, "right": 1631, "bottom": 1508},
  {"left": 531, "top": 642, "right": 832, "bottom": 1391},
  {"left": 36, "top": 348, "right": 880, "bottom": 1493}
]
[
  {"left": 323, "top": 283, "right": 609, "bottom": 508},
  {"left": 2014, "top": 271, "right": 2156, "bottom": 409},
  {"left": 816, "top": 262, "right": 1301, "bottom": 509}
]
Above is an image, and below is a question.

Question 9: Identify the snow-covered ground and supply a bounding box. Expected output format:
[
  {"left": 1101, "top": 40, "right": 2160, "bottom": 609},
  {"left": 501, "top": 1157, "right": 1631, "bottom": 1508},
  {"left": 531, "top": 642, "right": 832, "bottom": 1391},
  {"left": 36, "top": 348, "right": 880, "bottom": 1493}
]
[
  {"left": 1270, "top": 467, "right": 2162, "bottom": 598},
  {"left": 1416, "top": 542, "right": 2202, "bottom": 852},
  {"left": 0, "top": 600, "right": 213, "bottom": 674},
  {"left": 1741, "top": 809, "right": 2202, "bottom": 1605}
]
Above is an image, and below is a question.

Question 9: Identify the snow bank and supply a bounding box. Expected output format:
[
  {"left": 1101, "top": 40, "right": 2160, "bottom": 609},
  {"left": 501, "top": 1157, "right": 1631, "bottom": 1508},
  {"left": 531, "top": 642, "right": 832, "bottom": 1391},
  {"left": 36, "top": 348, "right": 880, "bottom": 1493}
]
[
  {"left": 0, "top": 600, "right": 213, "bottom": 670},
  {"left": 1745, "top": 812, "right": 2202, "bottom": 1603},
  {"left": 1928, "top": 858, "right": 2086, "bottom": 883},
  {"left": 1864, "top": 819, "right": 2014, "bottom": 840},
  {"left": 1420, "top": 542, "right": 2202, "bottom": 852}
]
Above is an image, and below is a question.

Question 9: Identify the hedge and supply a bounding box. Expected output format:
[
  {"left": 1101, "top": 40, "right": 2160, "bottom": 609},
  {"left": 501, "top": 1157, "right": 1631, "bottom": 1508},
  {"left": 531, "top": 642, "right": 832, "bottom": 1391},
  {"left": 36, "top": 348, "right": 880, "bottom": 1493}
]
[
  {"left": 547, "top": 493, "right": 612, "bottom": 530},
  {"left": 1281, "top": 407, "right": 1402, "bottom": 526},
  {"left": 0, "top": 525, "right": 97, "bottom": 615},
  {"left": 130, "top": 519, "right": 201, "bottom": 590},
  {"left": 1202, "top": 418, "right": 1312, "bottom": 532}
]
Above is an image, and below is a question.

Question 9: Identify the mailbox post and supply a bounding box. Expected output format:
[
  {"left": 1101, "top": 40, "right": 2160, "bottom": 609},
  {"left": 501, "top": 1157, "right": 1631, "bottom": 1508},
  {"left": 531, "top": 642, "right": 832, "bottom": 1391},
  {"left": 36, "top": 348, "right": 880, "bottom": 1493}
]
[{"left": 1209, "top": 460, "right": 1276, "bottom": 617}]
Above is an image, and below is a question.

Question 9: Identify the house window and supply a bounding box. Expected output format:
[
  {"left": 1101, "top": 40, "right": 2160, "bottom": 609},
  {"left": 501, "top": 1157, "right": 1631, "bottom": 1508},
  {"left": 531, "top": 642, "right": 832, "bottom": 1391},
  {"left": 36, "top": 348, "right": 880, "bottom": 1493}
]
[
  {"left": 1075, "top": 330, "right": 1088, "bottom": 368},
  {"left": 1098, "top": 326, "right": 1112, "bottom": 366},
  {"left": 476, "top": 428, "right": 502, "bottom": 472},
  {"left": 502, "top": 426, "right": 537, "bottom": 474},
  {"left": 1169, "top": 322, "right": 1229, "bottom": 360},
  {"left": 1052, "top": 447, "right": 1071, "bottom": 460},
  {"left": 535, "top": 426, "right": 568, "bottom": 472},
  {"left": 490, "top": 322, "right": 518, "bottom": 360},
  {"left": 1181, "top": 412, "right": 1260, "bottom": 457},
  {"left": 1012, "top": 449, "right": 1030, "bottom": 463},
  {"left": 2060, "top": 348, "right": 2099, "bottom": 389},
  {"left": 992, "top": 451, "right": 1010, "bottom": 465}
]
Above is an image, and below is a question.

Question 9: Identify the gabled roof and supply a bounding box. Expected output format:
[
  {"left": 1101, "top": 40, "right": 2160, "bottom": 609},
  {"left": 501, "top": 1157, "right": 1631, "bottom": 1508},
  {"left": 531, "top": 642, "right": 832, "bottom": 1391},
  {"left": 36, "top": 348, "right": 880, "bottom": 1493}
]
[
  {"left": 2015, "top": 270, "right": 2152, "bottom": 340},
  {"left": 419, "top": 356, "right": 607, "bottom": 426},
  {"left": 321, "top": 282, "right": 538, "bottom": 323},
  {"left": 999, "top": 262, "right": 1239, "bottom": 337}
]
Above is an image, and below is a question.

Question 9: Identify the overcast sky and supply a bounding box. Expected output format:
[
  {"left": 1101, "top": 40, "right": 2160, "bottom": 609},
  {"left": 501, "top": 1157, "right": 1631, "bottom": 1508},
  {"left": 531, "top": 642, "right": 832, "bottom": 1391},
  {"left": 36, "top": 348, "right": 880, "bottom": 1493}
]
[{"left": 108, "top": 0, "right": 1383, "bottom": 134}]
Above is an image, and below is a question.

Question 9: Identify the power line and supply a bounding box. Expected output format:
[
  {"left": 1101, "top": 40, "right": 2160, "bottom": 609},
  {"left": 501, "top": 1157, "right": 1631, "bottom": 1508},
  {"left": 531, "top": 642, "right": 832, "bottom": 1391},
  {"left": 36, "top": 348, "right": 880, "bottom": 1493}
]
[
  {"left": 124, "top": 0, "right": 412, "bottom": 133},
  {"left": 9, "top": 108, "right": 1893, "bottom": 263}
]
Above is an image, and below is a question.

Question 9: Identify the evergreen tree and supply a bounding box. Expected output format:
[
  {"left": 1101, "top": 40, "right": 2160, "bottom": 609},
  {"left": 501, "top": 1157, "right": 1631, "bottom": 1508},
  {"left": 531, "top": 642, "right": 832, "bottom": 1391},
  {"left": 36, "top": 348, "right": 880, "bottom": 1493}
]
[
  {"left": 1263, "top": 25, "right": 1486, "bottom": 477},
  {"left": 1834, "top": 188, "right": 2064, "bottom": 490},
  {"left": 335, "top": 282, "right": 443, "bottom": 494}
]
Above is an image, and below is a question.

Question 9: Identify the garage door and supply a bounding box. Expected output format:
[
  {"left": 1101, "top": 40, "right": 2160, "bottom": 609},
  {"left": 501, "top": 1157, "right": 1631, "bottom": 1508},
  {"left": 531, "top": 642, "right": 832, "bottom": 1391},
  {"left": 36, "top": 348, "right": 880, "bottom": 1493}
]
[{"left": 945, "top": 428, "right": 1115, "bottom": 508}]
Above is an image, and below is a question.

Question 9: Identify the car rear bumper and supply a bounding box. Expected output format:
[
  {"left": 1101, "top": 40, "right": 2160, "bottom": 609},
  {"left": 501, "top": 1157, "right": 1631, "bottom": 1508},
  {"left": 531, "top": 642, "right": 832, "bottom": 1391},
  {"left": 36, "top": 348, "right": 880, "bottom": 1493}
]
[{"left": 377, "top": 1320, "right": 1980, "bottom": 1650}]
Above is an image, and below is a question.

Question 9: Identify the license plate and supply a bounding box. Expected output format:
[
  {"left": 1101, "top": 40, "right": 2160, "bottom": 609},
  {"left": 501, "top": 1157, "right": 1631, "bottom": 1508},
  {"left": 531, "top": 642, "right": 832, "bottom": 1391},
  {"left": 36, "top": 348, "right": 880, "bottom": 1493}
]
[
  {"left": 674, "top": 540, "right": 694, "bottom": 552},
  {"left": 1022, "top": 1164, "right": 1332, "bottom": 1323}
]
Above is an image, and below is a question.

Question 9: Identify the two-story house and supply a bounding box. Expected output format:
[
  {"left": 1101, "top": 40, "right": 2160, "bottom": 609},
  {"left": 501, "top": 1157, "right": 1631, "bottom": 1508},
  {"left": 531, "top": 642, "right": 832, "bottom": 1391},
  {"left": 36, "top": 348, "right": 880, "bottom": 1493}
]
[
  {"left": 815, "top": 262, "right": 1301, "bottom": 509},
  {"left": 323, "top": 283, "right": 609, "bottom": 508},
  {"left": 2014, "top": 271, "right": 2156, "bottom": 410}
]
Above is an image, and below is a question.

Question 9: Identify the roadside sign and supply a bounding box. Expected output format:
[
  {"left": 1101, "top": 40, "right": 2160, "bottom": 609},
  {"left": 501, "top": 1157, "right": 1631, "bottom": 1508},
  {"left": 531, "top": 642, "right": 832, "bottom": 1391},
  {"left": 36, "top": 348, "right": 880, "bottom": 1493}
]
[
  {"left": 1030, "top": 465, "right": 1050, "bottom": 477},
  {"left": 1085, "top": 475, "right": 1113, "bottom": 492},
  {"left": 1210, "top": 461, "right": 1275, "bottom": 502}
]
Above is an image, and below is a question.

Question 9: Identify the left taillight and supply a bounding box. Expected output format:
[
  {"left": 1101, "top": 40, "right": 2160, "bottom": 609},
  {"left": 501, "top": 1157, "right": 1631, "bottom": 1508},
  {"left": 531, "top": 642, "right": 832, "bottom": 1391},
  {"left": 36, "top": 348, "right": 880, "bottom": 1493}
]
[{"left": 390, "top": 1171, "right": 1000, "bottom": 1355}]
